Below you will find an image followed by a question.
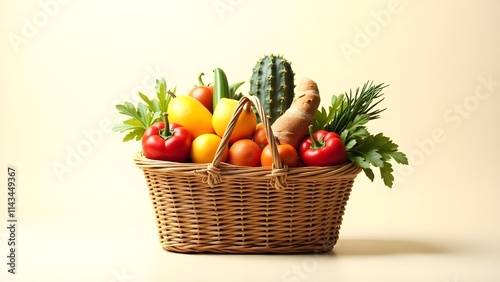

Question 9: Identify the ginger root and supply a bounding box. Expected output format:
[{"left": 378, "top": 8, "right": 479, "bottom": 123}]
[{"left": 271, "top": 78, "right": 321, "bottom": 150}]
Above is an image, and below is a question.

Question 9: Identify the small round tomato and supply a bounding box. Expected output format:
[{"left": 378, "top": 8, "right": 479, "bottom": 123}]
[
  {"left": 228, "top": 139, "right": 262, "bottom": 167},
  {"left": 252, "top": 123, "right": 268, "bottom": 149},
  {"left": 261, "top": 142, "right": 298, "bottom": 167},
  {"left": 188, "top": 85, "right": 213, "bottom": 112},
  {"left": 190, "top": 133, "right": 227, "bottom": 163}
]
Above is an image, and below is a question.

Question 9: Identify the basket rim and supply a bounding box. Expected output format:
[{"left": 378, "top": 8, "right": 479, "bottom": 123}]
[{"left": 134, "top": 151, "right": 362, "bottom": 181}]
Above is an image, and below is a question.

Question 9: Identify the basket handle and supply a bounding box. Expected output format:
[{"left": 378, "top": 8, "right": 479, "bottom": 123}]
[{"left": 203, "top": 94, "right": 288, "bottom": 190}]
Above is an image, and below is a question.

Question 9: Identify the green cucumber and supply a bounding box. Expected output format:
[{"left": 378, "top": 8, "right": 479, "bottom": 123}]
[{"left": 213, "top": 67, "right": 230, "bottom": 109}]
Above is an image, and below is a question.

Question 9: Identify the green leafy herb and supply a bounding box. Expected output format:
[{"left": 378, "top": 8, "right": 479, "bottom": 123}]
[
  {"left": 316, "top": 81, "right": 408, "bottom": 188},
  {"left": 313, "top": 93, "right": 345, "bottom": 131},
  {"left": 314, "top": 81, "right": 387, "bottom": 133},
  {"left": 344, "top": 125, "right": 408, "bottom": 188},
  {"left": 112, "top": 78, "right": 174, "bottom": 142},
  {"left": 229, "top": 81, "right": 246, "bottom": 100}
]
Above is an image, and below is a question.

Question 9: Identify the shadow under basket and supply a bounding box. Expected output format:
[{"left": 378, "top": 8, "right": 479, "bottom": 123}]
[
  {"left": 134, "top": 152, "right": 361, "bottom": 254},
  {"left": 133, "top": 95, "right": 362, "bottom": 254}
]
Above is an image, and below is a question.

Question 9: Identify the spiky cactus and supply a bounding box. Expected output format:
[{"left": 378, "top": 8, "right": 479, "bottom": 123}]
[{"left": 249, "top": 54, "right": 295, "bottom": 124}]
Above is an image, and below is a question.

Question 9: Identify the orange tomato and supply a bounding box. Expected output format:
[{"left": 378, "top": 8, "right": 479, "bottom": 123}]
[
  {"left": 190, "top": 133, "right": 228, "bottom": 163},
  {"left": 261, "top": 142, "right": 298, "bottom": 167},
  {"left": 252, "top": 123, "right": 268, "bottom": 149},
  {"left": 228, "top": 139, "right": 262, "bottom": 167}
]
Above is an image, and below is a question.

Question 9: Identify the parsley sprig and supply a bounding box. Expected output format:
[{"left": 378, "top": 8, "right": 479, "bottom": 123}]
[
  {"left": 314, "top": 81, "right": 408, "bottom": 188},
  {"left": 112, "top": 78, "right": 174, "bottom": 142}
]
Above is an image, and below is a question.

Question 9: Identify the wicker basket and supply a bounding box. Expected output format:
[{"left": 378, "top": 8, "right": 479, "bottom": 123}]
[{"left": 134, "top": 95, "right": 362, "bottom": 254}]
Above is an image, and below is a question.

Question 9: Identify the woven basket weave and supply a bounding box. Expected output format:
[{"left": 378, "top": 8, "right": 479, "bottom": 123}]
[{"left": 134, "top": 95, "right": 361, "bottom": 254}]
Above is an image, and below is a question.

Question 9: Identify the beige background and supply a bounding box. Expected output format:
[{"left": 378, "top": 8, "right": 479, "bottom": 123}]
[{"left": 1, "top": 0, "right": 499, "bottom": 281}]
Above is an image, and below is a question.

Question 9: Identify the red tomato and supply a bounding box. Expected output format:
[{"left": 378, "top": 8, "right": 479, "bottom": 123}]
[{"left": 188, "top": 85, "right": 213, "bottom": 112}]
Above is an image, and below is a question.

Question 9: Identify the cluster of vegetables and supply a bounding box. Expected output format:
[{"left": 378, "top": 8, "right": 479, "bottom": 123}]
[{"left": 114, "top": 54, "right": 408, "bottom": 187}]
